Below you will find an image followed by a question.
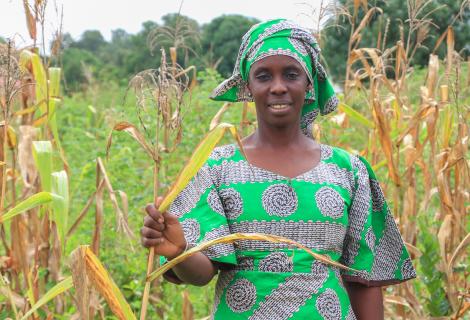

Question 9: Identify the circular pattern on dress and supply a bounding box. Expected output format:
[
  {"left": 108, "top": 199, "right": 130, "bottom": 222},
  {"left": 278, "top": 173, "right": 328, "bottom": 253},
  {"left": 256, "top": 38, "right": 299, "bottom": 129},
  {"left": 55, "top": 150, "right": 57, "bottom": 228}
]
[
  {"left": 311, "top": 261, "right": 329, "bottom": 278},
  {"left": 219, "top": 188, "right": 243, "bottom": 219},
  {"left": 401, "top": 258, "right": 415, "bottom": 278},
  {"left": 262, "top": 183, "right": 298, "bottom": 217},
  {"left": 258, "top": 252, "right": 293, "bottom": 272},
  {"left": 316, "top": 289, "right": 342, "bottom": 320},
  {"left": 180, "top": 219, "right": 200, "bottom": 245},
  {"left": 370, "top": 179, "right": 385, "bottom": 212},
  {"left": 315, "top": 187, "right": 345, "bottom": 219},
  {"left": 365, "top": 227, "right": 376, "bottom": 251},
  {"left": 225, "top": 278, "right": 257, "bottom": 313},
  {"left": 209, "top": 145, "right": 236, "bottom": 161},
  {"left": 207, "top": 189, "right": 224, "bottom": 215}
]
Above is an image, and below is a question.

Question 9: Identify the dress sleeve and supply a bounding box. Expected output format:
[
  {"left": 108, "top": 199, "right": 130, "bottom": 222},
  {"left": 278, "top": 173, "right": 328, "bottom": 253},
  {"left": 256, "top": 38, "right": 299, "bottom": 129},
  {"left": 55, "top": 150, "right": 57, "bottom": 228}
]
[
  {"left": 160, "top": 161, "right": 237, "bottom": 283},
  {"left": 340, "top": 155, "right": 416, "bottom": 287}
]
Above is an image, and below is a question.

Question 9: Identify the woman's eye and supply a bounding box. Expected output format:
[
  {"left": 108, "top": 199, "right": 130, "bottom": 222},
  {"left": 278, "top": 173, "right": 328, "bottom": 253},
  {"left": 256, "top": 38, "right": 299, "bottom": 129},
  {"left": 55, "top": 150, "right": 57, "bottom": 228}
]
[
  {"left": 286, "top": 72, "right": 299, "bottom": 80},
  {"left": 255, "top": 73, "right": 271, "bottom": 81}
]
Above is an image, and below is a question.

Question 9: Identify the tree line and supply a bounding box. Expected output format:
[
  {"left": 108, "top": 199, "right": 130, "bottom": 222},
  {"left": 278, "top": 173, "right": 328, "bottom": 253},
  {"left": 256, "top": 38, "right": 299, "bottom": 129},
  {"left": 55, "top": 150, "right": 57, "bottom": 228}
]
[{"left": 5, "top": 0, "right": 465, "bottom": 92}]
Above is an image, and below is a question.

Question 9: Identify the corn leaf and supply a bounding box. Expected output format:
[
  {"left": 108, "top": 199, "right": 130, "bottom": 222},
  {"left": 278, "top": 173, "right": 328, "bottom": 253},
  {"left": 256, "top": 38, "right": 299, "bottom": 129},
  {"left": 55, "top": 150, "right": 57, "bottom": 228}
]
[
  {"left": 159, "top": 122, "right": 243, "bottom": 212},
  {"left": 22, "top": 0, "right": 36, "bottom": 41},
  {"left": 20, "top": 276, "right": 73, "bottom": 320},
  {"left": 48, "top": 67, "right": 61, "bottom": 97},
  {"left": 339, "top": 103, "right": 375, "bottom": 129},
  {"left": 209, "top": 102, "right": 232, "bottom": 130},
  {"left": 71, "top": 246, "right": 136, "bottom": 320},
  {"left": 0, "top": 192, "right": 58, "bottom": 224},
  {"left": 51, "top": 171, "right": 69, "bottom": 249},
  {"left": 19, "top": 50, "right": 47, "bottom": 114},
  {"left": 148, "top": 232, "right": 355, "bottom": 282},
  {"left": 32, "top": 141, "right": 53, "bottom": 192},
  {"left": 106, "top": 122, "right": 155, "bottom": 160}
]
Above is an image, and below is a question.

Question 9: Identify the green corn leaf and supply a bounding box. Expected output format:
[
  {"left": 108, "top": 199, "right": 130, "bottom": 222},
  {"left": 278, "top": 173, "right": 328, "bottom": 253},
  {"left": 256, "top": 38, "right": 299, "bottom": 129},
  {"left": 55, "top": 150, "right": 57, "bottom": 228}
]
[
  {"left": 159, "top": 123, "right": 243, "bottom": 212},
  {"left": 20, "top": 276, "right": 73, "bottom": 320},
  {"left": 19, "top": 50, "right": 48, "bottom": 115},
  {"left": 32, "top": 141, "right": 53, "bottom": 192},
  {"left": 339, "top": 102, "right": 375, "bottom": 129},
  {"left": 0, "top": 192, "right": 59, "bottom": 224},
  {"left": 48, "top": 67, "right": 61, "bottom": 97},
  {"left": 51, "top": 171, "right": 69, "bottom": 249}
]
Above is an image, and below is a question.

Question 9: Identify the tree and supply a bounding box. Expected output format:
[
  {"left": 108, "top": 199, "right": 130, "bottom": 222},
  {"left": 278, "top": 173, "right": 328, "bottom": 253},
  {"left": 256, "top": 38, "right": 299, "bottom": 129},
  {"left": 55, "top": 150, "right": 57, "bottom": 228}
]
[
  {"left": 61, "top": 47, "right": 102, "bottom": 91},
  {"left": 322, "top": 0, "right": 470, "bottom": 83},
  {"left": 201, "top": 15, "right": 259, "bottom": 76},
  {"left": 72, "top": 30, "right": 107, "bottom": 53}
]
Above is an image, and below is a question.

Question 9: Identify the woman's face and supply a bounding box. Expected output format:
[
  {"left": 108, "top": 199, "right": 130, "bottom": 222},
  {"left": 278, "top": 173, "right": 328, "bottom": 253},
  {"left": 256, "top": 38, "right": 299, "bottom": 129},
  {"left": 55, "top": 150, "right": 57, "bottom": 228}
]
[{"left": 247, "top": 55, "right": 310, "bottom": 128}]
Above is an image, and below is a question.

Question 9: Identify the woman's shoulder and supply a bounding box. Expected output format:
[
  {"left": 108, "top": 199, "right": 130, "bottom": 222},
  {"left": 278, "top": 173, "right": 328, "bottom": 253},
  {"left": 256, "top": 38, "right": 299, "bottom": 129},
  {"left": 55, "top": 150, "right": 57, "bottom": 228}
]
[
  {"left": 319, "top": 143, "right": 362, "bottom": 169},
  {"left": 207, "top": 144, "right": 239, "bottom": 165}
]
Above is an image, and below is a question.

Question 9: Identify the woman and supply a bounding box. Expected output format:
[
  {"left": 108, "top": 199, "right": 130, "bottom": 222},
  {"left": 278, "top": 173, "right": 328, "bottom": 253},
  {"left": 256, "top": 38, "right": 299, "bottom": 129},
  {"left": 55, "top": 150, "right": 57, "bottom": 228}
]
[{"left": 141, "top": 19, "right": 416, "bottom": 319}]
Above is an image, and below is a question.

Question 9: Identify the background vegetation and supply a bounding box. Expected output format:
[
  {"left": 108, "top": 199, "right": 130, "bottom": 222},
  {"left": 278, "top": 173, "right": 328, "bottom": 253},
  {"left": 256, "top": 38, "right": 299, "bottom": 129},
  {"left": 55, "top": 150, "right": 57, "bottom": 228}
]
[{"left": 0, "top": 0, "right": 468, "bottom": 319}]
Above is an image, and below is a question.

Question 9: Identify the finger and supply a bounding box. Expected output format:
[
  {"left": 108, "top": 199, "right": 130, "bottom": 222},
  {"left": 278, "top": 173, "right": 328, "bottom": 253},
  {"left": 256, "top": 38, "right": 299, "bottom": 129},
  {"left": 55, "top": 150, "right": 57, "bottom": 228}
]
[
  {"left": 141, "top": 237, "right": 163, "bottom": 248},
  {"left": 163, "top": 213, "right": 180, "bottom": 225},
  {"left": 155, "top": 196, "right": 164, "bottom": 207},
  {"left": 140, "top": 226, "right": 163, "bottom": 239},
  {"left": 143, "top": 216, "right": 165, "bottom": 231},
  {"left": 145, "top": 203, "right": 164, "bottom": 223}
]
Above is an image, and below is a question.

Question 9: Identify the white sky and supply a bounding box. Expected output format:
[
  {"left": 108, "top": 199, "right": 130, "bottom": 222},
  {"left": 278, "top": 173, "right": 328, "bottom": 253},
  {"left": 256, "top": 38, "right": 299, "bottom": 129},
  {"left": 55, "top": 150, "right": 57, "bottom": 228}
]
[{"left": 1, "top": 0, "right": 330, "bottom": 46}]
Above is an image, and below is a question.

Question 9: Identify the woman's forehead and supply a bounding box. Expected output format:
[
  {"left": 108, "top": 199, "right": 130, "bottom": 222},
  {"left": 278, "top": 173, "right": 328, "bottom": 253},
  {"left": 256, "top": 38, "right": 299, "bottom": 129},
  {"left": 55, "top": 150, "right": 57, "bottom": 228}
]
[{"left": 249, "top": 55, "right": 307, "bottom": 73}]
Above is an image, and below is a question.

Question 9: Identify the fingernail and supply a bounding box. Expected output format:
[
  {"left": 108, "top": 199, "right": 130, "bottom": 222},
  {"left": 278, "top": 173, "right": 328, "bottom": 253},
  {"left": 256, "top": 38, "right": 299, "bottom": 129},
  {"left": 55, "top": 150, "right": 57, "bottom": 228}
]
[{"left": 158, "top": 218, "right": 164, "bottom": 223}]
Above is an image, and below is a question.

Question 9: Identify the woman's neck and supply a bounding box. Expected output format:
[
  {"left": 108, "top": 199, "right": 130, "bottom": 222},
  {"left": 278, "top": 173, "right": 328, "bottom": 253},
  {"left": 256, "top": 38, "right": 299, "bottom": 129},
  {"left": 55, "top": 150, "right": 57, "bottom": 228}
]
[{"left": 246, "top": 122, "right": 311, "bottom": 149}]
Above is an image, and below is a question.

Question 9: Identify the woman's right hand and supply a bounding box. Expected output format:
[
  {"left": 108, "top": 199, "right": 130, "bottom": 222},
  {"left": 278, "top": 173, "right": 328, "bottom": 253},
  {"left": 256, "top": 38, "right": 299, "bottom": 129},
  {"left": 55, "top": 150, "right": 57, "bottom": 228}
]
[{"left": 141, "top": 202, "right": 187, "bottom": 260}]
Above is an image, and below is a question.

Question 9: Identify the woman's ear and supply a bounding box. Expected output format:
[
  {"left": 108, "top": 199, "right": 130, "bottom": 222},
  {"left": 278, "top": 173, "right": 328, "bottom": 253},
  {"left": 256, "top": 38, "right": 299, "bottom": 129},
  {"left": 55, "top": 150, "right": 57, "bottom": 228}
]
[{"left": 246, "top": 84, "right": 252, "bottom": 98}]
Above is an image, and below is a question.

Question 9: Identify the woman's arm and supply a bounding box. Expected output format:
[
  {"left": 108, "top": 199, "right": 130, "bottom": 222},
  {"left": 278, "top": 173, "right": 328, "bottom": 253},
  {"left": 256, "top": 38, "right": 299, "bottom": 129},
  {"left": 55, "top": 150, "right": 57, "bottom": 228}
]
[
  {"left": 170, "top": 252, "right": 218, "bottom": 286},
  {"left": 344, "top": 282, "right": 384, "bottom": 320}
]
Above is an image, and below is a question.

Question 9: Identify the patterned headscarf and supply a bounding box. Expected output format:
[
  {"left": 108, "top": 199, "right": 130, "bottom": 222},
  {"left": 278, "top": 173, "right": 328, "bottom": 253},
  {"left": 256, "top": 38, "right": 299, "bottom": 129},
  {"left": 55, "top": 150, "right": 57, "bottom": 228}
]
[{"left": 210, "top": 18, "right": 338, "bottom": 137}]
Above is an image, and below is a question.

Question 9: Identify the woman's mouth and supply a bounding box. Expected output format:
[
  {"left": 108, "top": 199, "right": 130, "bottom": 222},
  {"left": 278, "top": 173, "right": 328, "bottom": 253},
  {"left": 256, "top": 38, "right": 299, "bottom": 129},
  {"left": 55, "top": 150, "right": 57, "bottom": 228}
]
[{"left": 268, "top": 104, "right": 291, "bottom": 112}]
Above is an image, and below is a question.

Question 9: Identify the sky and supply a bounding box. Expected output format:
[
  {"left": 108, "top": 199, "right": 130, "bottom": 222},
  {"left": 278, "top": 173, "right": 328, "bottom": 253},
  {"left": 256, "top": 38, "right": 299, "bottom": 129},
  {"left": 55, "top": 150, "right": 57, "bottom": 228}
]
[{"left": 0, "top": 0, "right": 330, "bottom": 46}]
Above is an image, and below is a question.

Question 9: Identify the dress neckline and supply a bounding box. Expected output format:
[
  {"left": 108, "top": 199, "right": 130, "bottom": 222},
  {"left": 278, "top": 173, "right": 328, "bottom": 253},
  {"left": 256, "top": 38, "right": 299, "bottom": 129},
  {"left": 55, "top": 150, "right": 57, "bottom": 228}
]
[{"left": 233, "top": 143, "right": 324, "bottom": 180}]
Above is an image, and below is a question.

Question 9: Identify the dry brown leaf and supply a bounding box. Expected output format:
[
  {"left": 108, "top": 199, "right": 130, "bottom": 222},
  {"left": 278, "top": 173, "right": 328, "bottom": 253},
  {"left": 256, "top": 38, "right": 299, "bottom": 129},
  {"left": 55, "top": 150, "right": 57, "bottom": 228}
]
[
  {"left": 22, "top": 0, "right": 37, "bottom": 41},
  {"left": 372, "top": 96, "right": 400, "bottom": 185},
  {"left": 209, "top": 103, "right": 232, "bottom": 130},
  {"left": 70, "top": 246, "right": 136, "bottom": 320},
  {"left": 351, "top": 8, "right": 383, "bottom": 46},
  {"left": 448, "top": 232, "right": 470, "bottom": 271},
  {"left": 446, "top": 27, "right": 454, "bottom": 76},
  {"left": 106, "top": 122, "right": 155, "bottom": 160},
  {"left": 97, "top": 158, "right": 134, "bottom": 239},
  {"left": 148, "top": 232, "right": 354, "bottom": 282},
  {"left": 437, "top": 214, "right": 453, "bottom": 266},
  {"left": 70, "top": 245, "right": 90, "bottom": 319},
  {"left": 426, "top": 54, "right": 439, "bottom": 98},
  {"left": 182, "top": 290, "right": 194, "bottom": 320},
  {"left": 18, "top": 125, "right": 39, "bottom": 188}
]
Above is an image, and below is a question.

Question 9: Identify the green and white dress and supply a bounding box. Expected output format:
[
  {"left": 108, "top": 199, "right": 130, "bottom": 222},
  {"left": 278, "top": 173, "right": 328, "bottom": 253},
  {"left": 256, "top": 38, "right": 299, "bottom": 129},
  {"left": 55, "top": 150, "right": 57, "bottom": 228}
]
[{"left": 165, "top": 144, "right": 416, "bottom": 319}]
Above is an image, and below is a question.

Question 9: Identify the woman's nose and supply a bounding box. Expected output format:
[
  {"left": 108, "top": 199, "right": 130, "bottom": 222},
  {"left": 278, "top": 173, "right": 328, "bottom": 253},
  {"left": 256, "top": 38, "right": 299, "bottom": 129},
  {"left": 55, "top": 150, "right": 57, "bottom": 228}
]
[{"left": 270, "top": 77, "right": 287, "bottom": 95}]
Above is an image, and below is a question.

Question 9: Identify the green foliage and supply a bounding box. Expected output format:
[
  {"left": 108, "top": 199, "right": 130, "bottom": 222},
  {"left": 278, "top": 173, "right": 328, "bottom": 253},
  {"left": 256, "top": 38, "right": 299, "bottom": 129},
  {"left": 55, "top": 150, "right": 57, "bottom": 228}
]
[
  {"left": 60, "top": 14, "right": 260, "bottom": 94},
  {"left": 200, "top": 15, "right": 259, "bottom": 76},
  {"left": 62, "top": 47, "right": 102, "bottom": 91},
  {"left": 71, "top": 30, "right": 107, "bottom": 53},
  {"left": 417, "top": 217, "right": 452, "bottom": 316}
]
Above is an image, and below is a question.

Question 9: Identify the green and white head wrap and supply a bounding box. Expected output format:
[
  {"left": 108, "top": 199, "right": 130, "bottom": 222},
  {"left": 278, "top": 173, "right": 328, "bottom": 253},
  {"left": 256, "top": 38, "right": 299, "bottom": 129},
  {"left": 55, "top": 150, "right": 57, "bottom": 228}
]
[{"left": 210, "top": 18, "right": 338, "bottom": 137}]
